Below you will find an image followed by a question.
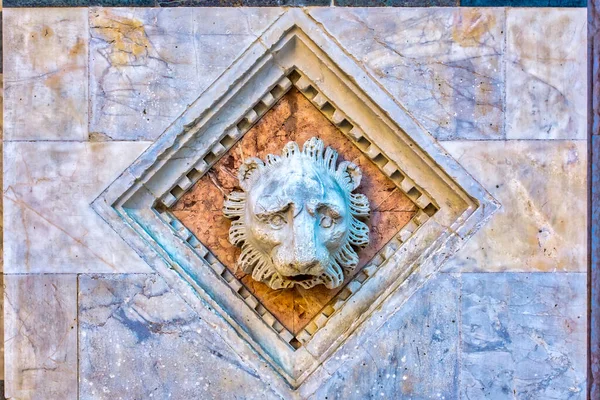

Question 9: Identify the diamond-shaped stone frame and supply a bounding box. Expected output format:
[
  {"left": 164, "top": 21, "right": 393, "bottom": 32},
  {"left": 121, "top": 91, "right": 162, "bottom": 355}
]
[
  {"left": 156, "top": 70, "right": 435, "bottom": 348},
  {"left": 92, "top": 10, "right": 498, "bottom": 391}
]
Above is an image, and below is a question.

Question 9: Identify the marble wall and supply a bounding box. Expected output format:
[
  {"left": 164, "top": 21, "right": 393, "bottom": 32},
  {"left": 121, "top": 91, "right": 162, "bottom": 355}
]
[{"left": 3, "top": 6, "right": 589, "bottom": 399}]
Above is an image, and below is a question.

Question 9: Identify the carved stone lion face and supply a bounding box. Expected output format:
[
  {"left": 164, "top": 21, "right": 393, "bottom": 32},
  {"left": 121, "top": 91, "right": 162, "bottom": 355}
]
[{"left": 223, "top": 137, "right": 370, "bottom": 290}]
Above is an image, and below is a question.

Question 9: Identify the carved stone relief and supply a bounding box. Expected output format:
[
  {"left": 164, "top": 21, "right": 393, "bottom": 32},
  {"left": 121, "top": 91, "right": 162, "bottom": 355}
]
[
  {"left": 223, "top": 137, "right": 371, "bottom": 290},
  {"left": 93, "top": 10, "right": 497, "bottom": 391},
  {"left": 170, "top": 87, "right": 419, "bottom": 338}
]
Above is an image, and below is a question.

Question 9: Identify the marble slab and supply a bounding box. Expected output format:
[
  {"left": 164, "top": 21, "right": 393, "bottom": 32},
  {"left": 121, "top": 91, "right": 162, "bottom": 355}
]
[
  {"left": 589, "top": 4, "right": 600, "bottom": 399},
  {"left": 592, "top": 0, "right": 600, "bottom": 138},
  {"left": 78, "top": 273, "right": 461, "bottom": 399},
  {"left": 5, "top": 0, "right": 154, "bottom": 6},
  {"left": 78, "top": 273, "right": 282, "bottom": 400},
  {"left": 0, "top": 6, "right": 592, "bottom": 399},
  {"left": 0, "top": 75, "right": 4, "bottom": 381},
  {"left": 592, "top": 136, "right": 600, "bottom": 400},
  {"left": 464, "top": 0, "right": 585, "bottom": 4},
  {"left": 76, "top": 271, "right": 589, "bottom": 400},
  {"left": 0, "top": 0, "right": 589, "bottom": 7},
  {"left": 3, "top": 141, "right": 152, "bottom": 274},
  {"left": 4, "top": 8, "right": 88, "bottom": 141},
  {"left": 461, "top": 273, "right": 587, "bottom": 399},
  {"left": 4, "top": 274, "right": 78, "bottom": 400},
  {"left": 89, "top": 7, "right": 284, "bottom": 141},
  {"left": 309, "top": 7, "right": 505, "bottom": 140},
  {"left": 309, "top": 273, "right": 460, "bottom": 399},
  {"left": 335, "top": 0, "right": 458, "bottom": 5},
  {"left": 442, "top": 140, "right": 587, "bottom": 272},
  {"left": 506, "top": 8, "right": 587, "bottom": 140}
]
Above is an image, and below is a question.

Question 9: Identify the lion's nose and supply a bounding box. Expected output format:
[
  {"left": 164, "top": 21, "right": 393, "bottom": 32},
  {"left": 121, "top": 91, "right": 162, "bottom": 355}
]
[
  {"left": 289, "top": 210, "right": 322, "bottom": 273},
  {"left": 274, "top": 208, "right": 326, "bottom": 277},
  {"left": 288, "top": 258, "right": 319, "bottom": 274}
]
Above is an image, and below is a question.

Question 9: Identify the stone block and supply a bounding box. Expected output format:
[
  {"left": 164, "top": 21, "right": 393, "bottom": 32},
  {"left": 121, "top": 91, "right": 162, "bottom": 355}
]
[
  {"left": 4, "top": 274, "right": 78, "bottom": 400},
  {"left": 78, "top": 273, "right": 282, "bottom": 399},
  {"left": 309, "top": 7, "right": 505, "bottom": 140},
  {"left": 461, "top": 273, "right": 587, "bottom": 399},
  {"left": 506, "top": 8, "right": 587, "bottom": 139},
  {"left": 310, "top": 273, "right": 460, "bottom": 399},
  {"left": 3, "top": 141, "right": 152, "bottom": 273},
  {"left": 89, "top": 7, "right": 283, "bottom": 140},
  {"left": 4, "top": 9, "right": 88, "bottom": 141},
  {"left": 443, "top": 140, "right": 587, "bottom": 272}
]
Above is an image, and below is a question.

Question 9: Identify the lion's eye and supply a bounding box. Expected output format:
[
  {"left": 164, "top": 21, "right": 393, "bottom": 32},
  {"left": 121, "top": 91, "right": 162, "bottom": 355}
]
[
  {"left": 268, "top": 214, "right": 286, "bottom": 229},
  {"left": 320, "top": 215, "right": 334, "bottom": 228}
]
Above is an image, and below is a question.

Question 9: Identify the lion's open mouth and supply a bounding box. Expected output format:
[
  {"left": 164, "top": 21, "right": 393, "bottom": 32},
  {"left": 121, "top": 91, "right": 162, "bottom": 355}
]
[{"left": 286, "top": 274, "right": 313, "bottom": 282}]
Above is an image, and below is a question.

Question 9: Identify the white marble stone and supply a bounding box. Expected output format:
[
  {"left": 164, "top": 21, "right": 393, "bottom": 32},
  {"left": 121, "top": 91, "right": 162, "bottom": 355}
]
[
  {"left": 308, "top": 273, "right": 460, "bottom": 399},
  {"left": 592, "top": 0, "right": 600, "bottom": 139},
  {"left": 89, "top": 7, "right": 283, "bottom": 141},
  {"left": 461, "top": 273, "right": 587, "bottom": 399},
  {"left": 0, "top": 75, "right": 4, "bottom": 381},
  {"left": 3, "top": 141, "right": 152, "bottom": 274},
  {"left": 506, "top": 9, "right": 587, "bottom": 140},
  {"left": 309, "top": 8, "right": 505, "bottom": 140},
  {"left": 442, "top": 140, "right": 587, "bottom": 272},
  {"left": 1, "top": 6, "right": 591, "bottom": 399},
  {"left": 4, "top": 274, "right": 78, "bottom": 400},
  {"left": 90, "top": 9, "right": 498, "bottom": 390},
  {"left": 78, "top": 274, "right": 282, "bottom": 400},
  {"left": 4, "top": 9, "right": 88, "bottom": 141}
]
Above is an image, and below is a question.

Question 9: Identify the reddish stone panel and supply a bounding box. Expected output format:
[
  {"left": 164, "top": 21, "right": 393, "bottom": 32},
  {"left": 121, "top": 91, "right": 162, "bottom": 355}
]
[{"left": 171, "top": 88, "right": 417, "bottom": 335}]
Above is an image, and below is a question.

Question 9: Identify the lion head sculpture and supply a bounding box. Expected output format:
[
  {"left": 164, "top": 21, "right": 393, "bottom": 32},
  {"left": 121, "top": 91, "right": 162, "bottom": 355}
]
[{"left": 223, "top": 137, "right": 370, "bottom": 290}]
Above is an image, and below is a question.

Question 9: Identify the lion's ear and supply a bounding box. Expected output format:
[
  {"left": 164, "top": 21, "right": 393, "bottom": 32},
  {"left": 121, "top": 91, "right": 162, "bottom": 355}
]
[
  {"left": 337, "top": 161, "right": 362, "bottom": 191},
  {"left": 238, "top": 158, "right": 265, "bottom": 191}
]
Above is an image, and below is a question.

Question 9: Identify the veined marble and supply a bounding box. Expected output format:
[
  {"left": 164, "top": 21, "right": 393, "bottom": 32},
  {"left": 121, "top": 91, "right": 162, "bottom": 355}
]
[
  {"left": 89, "top": 7, "right": 283, "bottom": 141},
  {"left": 4, "top": 9, "right": 88, "bottom": 141},
  {"left": 506, "top": 8, "right": 587, "bottom": 140},
  {"left": 442, "top": 140, "right": 587, "bottom": 273},
  {"left": 309, "top": 273, "right": 460, "bottom": 399},
  {"left": 4, "top": 275, "right": 78, "bottom": 399},
  {"left": 78, "top": 274, "right": 281, "bottom": 400},
  {"left": 1, "top": 6, "right": 590, "bottom": 400},
  {"left": 461, "top": 273, "right": 587, "bottom": 399},
  {"left": 3, "top": 141, "right": 152, "bottom": 273},
  {"left": 309, "top": 7, "right": 505, "bottom": 140}
]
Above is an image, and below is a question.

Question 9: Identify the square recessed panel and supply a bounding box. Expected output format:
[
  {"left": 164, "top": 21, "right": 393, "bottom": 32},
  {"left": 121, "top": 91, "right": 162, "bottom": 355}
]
[
  {"left": 170, "top": 87, "right": 419, "bottom": 336},
  {"left": 93, "top": 9, "right": 498, "bottom": 391}
]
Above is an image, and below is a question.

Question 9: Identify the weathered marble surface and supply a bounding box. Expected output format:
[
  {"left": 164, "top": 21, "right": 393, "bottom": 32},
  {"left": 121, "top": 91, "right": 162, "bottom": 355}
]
[
  {"left": 336, "top": 0, "right": 457, "bottom": 5},
  {"left": 172, "top": 88, "right": 417, "bottom": 334},
  {"left": 0, "top": 75, "right": 4, "bottom": 381},
  {"left": 591, "top": 135, "right": 600, "bottom": 399},
  {"left": 76, "top": 271, "right": 589, "bottom": 399},
  {"left": 590, "top": 4, "right": 600, "bottom": 399},
  {"left": 3, "top": 141, "right": 152, "bottom": 273},
  {"left": 442, "top": 140, "right": 587, "bottom": 272},
  {"left": 78, "top": 273, "right": 460, "bottom": 400},
  {"left": 506, "top": 8, "right": 587, "bottom": 140},
  {"left": 461, "top": 273, "right": 587, "bottom": 399},
  {"left": 4, "top": 8, "right": 88, "bottom": 141},
  {"left": 78, "top": 274, "right": 282, "bottom": 400},
  {"left": 1, "top": 6, "right": 591, "bottom": 399},
  {"left": 309, "top": 8, "right": 505, "bottom": 140},
  {"left": 310, "top": 273, "right": 460, "bottom": 399},
  {"left": 4, "top": 275, "right": 78, "bottom": 400},
  {"left": 89, "top": 7, "right": 283, "bottom": 140},
  {"left": 592, "top": 0, "right": 600, "bottom": 138},
  {"left": 465, "top": 0, "right": 585, "bottom": 5}
]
